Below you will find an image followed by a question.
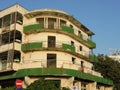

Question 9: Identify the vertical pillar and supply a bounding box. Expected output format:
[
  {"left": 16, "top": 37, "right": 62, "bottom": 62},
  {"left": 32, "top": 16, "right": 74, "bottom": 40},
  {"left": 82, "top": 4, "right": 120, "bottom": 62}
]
[
  {"left": 74, "top": 81, "right": 81, "bottom": 90},
  {"left": 61, "top": 77, "right": 74, "bottom": 89},
  {"left": 45, "top": 17, "right": 48, "bottom": 29},
  {"left": 86, "top": 82, "right": 96, "bottom": 90},
  {"left": 105, "top": 86, "right": 113, "bottom": 90},
  {"left": 100, "top": 86, "right": 105, "bottom": 90}
]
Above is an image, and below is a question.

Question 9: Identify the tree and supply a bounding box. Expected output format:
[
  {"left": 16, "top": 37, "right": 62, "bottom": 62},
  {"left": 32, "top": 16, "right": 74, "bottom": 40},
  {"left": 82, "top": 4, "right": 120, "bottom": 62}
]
[
  {"left": 94, "top": 54, "right": 120, "bottom": 90},
  {"left": 25, "top": 78, "right": 70, "bottom": 90}
]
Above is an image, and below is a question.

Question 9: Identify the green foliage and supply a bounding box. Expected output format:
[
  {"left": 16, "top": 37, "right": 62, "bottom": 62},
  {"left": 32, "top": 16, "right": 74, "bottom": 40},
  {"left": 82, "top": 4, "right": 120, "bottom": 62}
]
[
  {"left": 25, "top": 78, "right": 70, "bottom": 90},
  {"left": 0, "top": 86, "right": 16, "bottom": 90},
  {"left": 94, "top": 54, "right": 120, "bottom": 90}
]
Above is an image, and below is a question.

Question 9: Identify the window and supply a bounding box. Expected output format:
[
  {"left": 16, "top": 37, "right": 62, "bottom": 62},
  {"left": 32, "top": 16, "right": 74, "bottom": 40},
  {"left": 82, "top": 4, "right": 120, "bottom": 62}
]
[
  {"left": 48, "top": 18, "right": 56, "bottom": 29},
  {"left": 60, "top": 20, "right": 66, "bottom": 27},
  {"left": 16, "top": 12, "right": 23, "bottom": 25},
  {"left": 47, "top": 54, "right": 56, "bottom": 68},
  {"left": 72, "top": 57, "right": 75, "bottom": 64},
  {"left": 48, "top": 36, "right": 56, "bottom": 47},
  {"left": 70, "top": 24, "right": 73, "bottom": 28},
  {"left": 3, "top": 14, "right": 11, "bottom": 27},
  {"left": 36, "top": 18, "right": 44, "bottom": 25},
  {"left": 81, "top": 61, "right": 84, "bottom": 67},
  {"left": 79, "top": 46, "right": 82, "bottom": 51},
  {"left": 71, "top": 41, "right": 74, "bottom": 46},
  {"left": 78, "top": 31, "right": 81, "bottom": 35}
]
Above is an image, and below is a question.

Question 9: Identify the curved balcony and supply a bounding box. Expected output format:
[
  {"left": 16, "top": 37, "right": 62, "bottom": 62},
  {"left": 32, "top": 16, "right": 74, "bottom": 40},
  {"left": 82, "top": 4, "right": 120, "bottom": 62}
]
[
  {"left": 21, "top": 41, "right": 97, "bottom": 63},
  {"left": 23, "top": 23, "right": 96, "bottom": 48},
  {"left": 0, "top": 68, "right": 113, "bottom": 86},
  {"left": 21, "top": 42, "right": 75, "bottom": 52}
]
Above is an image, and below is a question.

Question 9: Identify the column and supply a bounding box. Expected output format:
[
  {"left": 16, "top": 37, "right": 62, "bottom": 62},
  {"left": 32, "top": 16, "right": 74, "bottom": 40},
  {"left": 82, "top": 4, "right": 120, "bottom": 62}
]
[
  {"left": 86, "top": 82, "right": 96, "bottom": 90},
  {"left": 61, "top": 77, "right": 74, "bottom": 89}
]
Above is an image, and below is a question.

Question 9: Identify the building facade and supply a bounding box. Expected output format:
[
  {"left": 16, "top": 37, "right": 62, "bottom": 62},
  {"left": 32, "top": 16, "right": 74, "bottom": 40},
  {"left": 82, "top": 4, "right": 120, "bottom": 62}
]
[{"left": 0, "top": 4, "right": 113, "bottom": 90}]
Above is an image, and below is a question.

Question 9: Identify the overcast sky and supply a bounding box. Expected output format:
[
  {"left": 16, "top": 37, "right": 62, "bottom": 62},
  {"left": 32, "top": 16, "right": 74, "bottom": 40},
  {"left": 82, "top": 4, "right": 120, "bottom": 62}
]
[{"left": 0, "top": 0, "right": 120, "bottom": 55}]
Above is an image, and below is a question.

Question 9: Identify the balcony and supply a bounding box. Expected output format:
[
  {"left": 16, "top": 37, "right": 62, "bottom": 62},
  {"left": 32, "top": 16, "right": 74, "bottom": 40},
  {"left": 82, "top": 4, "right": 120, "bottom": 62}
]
[
  {"left": 87, "top": 39, "right": 96, "bottom": 48},
  {"left": 62, "top": 43, "right": 75, "bottom": 52},
  {"left": 21, "top": 42, "right": 42, "bottom": 51},
  {"left": 89, "top": 54, "right": 98, "bottom": 62},
  {"left": 23, "top": 23, "right": 96, "bottom": 48},
  {"left": 61, "top": 26, "right": 74, "bottom": 34},
  {"left": 23, "top": 23, "right": 43, "bottom": 33}
]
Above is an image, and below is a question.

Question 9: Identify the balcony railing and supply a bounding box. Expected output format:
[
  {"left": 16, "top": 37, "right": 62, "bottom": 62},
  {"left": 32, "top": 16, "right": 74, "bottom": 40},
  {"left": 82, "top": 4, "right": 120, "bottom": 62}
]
[
  {"left": 21, "top": 42, "right": 42, "bottom": 51},
  {"left": 21, "top": 41, "right": 76, "bottom": 53},
  {"left": 61, "top": 26, "right": 74, "bottom": 34},
  {"left": 87, "top": 39, "right": 96, "bottom": 48},
  {"left": 89, "top": 54, "right": 98, "bottom": 62},
  {"left": 23, "top": 23, "right": 43, "bottom": 33},
  {"left": 62, "top": 43, "right": 75, "bottom": 52}
]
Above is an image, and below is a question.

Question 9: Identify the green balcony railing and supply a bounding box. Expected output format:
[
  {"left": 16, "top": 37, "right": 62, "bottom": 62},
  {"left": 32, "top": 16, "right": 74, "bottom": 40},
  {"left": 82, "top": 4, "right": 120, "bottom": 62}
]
[
  {"left": 89, "top": 54, "right": 98, "bottom": 62},
  {"left": 61, "top": 26, "right": 74, "bottom": 34},
  {"left": 62, "top": 43, "right": 75, "bottom": 52},
  {"left": 87, "top": 39, "right": 96, "bottom": 48},
  {"left": 21, "top": 42, "right": 42, "bottom": 51},
  {"left": 23, "top": 23, "right": 43, "bottom": 33}
]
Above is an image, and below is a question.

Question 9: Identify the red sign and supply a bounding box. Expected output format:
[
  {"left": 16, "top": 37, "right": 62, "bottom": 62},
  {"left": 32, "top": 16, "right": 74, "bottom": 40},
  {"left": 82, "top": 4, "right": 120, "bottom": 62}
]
[{"left": 16, "top": 79, "right": 22, "bottom": 88}]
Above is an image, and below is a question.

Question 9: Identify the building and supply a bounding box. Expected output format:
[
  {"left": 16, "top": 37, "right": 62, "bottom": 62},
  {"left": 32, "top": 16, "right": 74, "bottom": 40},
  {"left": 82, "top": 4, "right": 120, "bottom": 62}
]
[
  {"left": 109, "top": 49, "right": 120, "bottom": 62},
  {"left": 0, "top": 4, "right": 113, "bottom": 90}
]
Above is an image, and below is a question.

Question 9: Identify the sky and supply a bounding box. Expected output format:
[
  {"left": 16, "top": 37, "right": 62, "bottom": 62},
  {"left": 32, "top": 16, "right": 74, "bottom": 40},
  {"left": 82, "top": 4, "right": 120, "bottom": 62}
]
[{"left": 0, "top": 0, "right": 120, "bottom": 55}]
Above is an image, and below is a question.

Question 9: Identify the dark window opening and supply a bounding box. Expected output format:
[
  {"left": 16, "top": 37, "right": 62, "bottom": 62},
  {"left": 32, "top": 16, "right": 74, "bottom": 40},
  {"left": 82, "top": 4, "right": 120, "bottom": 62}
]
[
  {"left": 71, "top": 41, "right": 74, "bottom": 46},
  {"left": 70, "top": 24, "right": 73, "bottom": 28},
  {"left": 16, "top": 12, "right": 23, "bottom": 25},
  {"left": 78, "top": 31, "right": 81, "bottom": 35},
  {"left": 48, "top": 36, "right": 56, "bottom": 48},
  {"left": 47, "top": 54, "right": 56, "bottom": 68},
  {"left": 0, "top": 50, "right": 21, "bottom": 70},
  {"left": 0, "top": 30, "right": 22, "bottom": 45},
  {"left": 79, "top": 46, "right": 82, "bottom": 51},
  {"left": 60, "top": 20, "right": 66, "bottom": 27},
  {"left": 81, "top": 61, "right": 84, "bottom": 67},
  {"left": 48, "top": 18, "right": 56, "bottom": 29},
  {"left": 36, "top": 18, "right": 44, "bottom": 25},
  {"left": 72, "top": 57, "right": 75, "bottom": 64}
]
